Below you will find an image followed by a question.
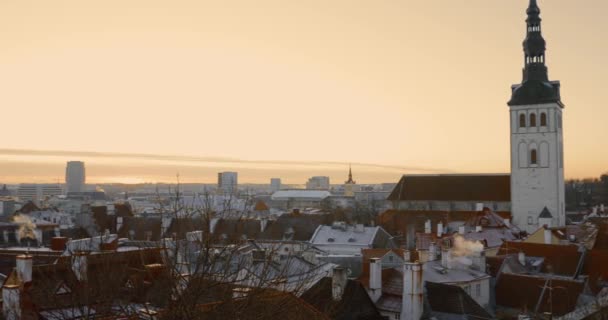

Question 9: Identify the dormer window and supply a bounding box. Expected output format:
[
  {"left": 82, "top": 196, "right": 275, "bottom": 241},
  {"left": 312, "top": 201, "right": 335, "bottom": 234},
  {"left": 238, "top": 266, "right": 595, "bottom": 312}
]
[
  {"left": 327, "top": 238, "right": 335, "bottom": 243},
  {"left": 347, "top": 238, "right": 356, "bottom": 243}
]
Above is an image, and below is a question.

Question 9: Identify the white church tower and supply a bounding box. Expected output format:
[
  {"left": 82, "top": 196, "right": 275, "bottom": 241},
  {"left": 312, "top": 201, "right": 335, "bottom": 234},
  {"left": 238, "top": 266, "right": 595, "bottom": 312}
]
[{"left": 508, "top": 0, "right": 565, "bottom": 233}]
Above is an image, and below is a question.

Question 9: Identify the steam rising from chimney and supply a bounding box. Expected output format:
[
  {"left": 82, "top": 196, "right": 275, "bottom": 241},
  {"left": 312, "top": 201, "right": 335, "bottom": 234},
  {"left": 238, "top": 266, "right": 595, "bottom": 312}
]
[
  {"left": 446, "top": 235, "right": 486, "bottom": 270},
  {"left": 13, "top": 214, "right": 37, "bottom": 241}
]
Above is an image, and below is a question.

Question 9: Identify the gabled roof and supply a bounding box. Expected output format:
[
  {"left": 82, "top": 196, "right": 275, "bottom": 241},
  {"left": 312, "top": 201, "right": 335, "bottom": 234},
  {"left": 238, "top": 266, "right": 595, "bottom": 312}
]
[
  {"left": 254, "top": 200, "right": 269, "bottom": 211},
  {"left": 425, "top": 281, "right": 493, "bottom": 319},
  {"left": 260, "top": 214, "right": 336, "bottom": 241},
  {"left": 309, "top": 225, "right": 381, "bottom": 246},
  {"left": 387, "top": 174, "right": 510, "bottom": 202},
  {"left": 301, "top": 277, "right": 385, "bottom": 320}
]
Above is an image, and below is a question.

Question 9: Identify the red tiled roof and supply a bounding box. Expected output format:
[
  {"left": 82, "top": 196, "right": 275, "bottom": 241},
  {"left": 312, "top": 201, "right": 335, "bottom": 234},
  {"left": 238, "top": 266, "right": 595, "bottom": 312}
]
[
  {"left": 583, "top": 249, "right": 608, "bottom": 294},
  {"left": 497, "top": 241, "right": 581, "bottom": 276},
  {"left": 496, "top": 273, "right": 584, "bottom": 316},
  {"left": 254, "top": 200, "right": 269, "bottom": 211},
  {"left": 387, "top": 174, "right": 510, "bottom": 202}
]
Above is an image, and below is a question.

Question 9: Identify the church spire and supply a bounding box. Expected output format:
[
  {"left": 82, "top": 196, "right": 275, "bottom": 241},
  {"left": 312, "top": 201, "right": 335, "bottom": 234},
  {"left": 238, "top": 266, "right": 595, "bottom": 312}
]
[
  {"left": 345, "top": 164, "right": 355, "bottom": 184},
  {"left": 508, "top": 0, "right": 562, "bottom": 107},
  {"left": 522, "top": 0, "right": 547, "bottom": 82}
]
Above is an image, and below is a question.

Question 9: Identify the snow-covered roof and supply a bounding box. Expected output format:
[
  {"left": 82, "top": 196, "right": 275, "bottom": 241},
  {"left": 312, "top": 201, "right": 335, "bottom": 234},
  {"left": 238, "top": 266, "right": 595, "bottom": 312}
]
[
  {"left": 271, "top": 190, "right": 331, "bottom": 200},
  {"left": 309, "top": 224, "right": 380, "bottom": 246}
]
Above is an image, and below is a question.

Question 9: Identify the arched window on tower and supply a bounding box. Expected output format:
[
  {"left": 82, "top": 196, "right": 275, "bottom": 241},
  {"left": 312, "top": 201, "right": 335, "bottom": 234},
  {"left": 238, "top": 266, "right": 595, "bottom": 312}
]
[
  {"left": 519, "top": 114, "right": 526, "bottom": 128},
  {"left": 530, "top": 149, "right": 538, "bottom": 165},
  {"left": 540, "top": 113, "right": 547, "bottom": 126},
  {"left": 530, "top": 113, "right": 537, "bottom": 127}
]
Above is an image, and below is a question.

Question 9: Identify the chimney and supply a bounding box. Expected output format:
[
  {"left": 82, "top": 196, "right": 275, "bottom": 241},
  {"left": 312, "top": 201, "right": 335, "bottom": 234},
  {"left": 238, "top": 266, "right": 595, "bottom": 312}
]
[
  {"left": 403, "top": 250, "right": 411, "bottom": 263},
  {"left": 544, "top": 228, "right": 552, "bottom": 244},
  {"left": 331, "top": 267, "right": 348, "bottom": 301},
  {"left": 369, "top": 258, "right": 382, "bottom": 302},
  {"left": 593, "top": 206, "right": 598, "bottom": 215},
  {"left": 210, "top": 217, "right": 220, "bottom": 234},
  {"left": 601, "top": 204, "right": 605, "bottom": 214},
  {"left": 2, "top": 283, "right": 20, "bottom": 320},
  {"left": 3, "top": 230, "right": 8, "bottom": 243},
  {"left": 401, "top": 262, "right": 423, "bottom": 320},
  {"left": 54, "top": 227, "right": 61, "bottom": 237},
  {"left": 476, "top": 226, "right": 483, "bottom": 233},
  {"left": 471, "top": 250, "right": 486, "bottom": 273},
  {"left": 72, "top": 251, "right": 88, "bottom": 282},
  {"left": 518, "top": 251, "right": 526, "bottom": 266},
  {"left": 428, "top": 242, "right": 438, "bottom": 262},
  {"left": 161, "top": 216, "right": 172, "bottom": 238},
  {"left": 260, "top": 218, "right": 268, "bottom": 233},
  {"left": 436, "top": 222, "right": 443, "bottom": 238},
  {"left": 441, "top": 248, "right": 452, "bottom": 269},
  {"left": 51, "top": 237, "right": 68, "bottom": 251},
  {"left": 503, "top": 218, "right": 510, "bottom": 227},
  {"left": 475, "top": 203, "right": 484, "bottom": 211},
  {"left": 424, "top": 220, "right": 431, "bottom": 234},
  {"left": 116, "top": 216, "right": 124, "bottom": 232},
  {"left": 459, "top": 226, "right": 466, "bottom": 235},
  {"left": 16, "top": 254, "right": 32, "bottom": 283}
]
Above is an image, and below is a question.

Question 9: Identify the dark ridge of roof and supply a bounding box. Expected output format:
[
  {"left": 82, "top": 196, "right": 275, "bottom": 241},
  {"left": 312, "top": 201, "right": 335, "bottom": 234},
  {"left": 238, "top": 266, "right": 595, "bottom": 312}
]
[
  {"left": 301, "top": 277, "right": 385, "bottom": 320},
  {"left": 118, "top": 216, "right": 162, "bottom": 241},
  {"left": 495, "top": 273, "right": 583, "bottom": 316},
  {"left": 260, "top": 214, "right": 336, "bottom": 241},
  {"left": 212, "top": 219, "right": 264, "bottom": 242},
  {"left": 539, "top": 207, "right": 553, "bottom": 218},
  {"left": 16, "top": 201, "right": 40, "bottom": 214},
  {"left": 425, "top": 281, "right": 493, "bottom": 319},
  {"left": 387, "top": 175, "right": 510, "bottom": 202},
  {"left": 497, "top": 241, "right": 581, "bottom": 276}
]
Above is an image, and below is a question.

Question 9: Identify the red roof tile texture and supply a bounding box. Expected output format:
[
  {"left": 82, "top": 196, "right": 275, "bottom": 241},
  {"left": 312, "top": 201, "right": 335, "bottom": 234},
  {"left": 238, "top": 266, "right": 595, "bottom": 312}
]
[
  {"left": 497, "top": 241, "right": 581, "bottom": 276},
  {"left": 387, "top": 174, "right": 510, "bottom": 202}
]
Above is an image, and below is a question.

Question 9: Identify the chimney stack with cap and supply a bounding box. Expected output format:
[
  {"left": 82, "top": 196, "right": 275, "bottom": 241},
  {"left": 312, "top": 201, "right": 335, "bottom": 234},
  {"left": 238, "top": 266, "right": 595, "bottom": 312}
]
[
  {"left": 401, "top": 261, "right": 423, "bottom": 320},
  {"left": 332, "top": 267, "right": 348, "bottom": 301},
  {"left": 369, "top": 258, "right": 382, "bottom": 302},
  {"left": 16, "top": 254, "right": 32, "bottom": 283}
]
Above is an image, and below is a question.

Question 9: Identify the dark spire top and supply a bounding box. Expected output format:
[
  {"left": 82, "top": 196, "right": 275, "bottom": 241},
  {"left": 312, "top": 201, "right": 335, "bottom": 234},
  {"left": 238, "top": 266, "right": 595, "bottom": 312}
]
[
  {"left": 508, "top": 0, "right": 563, "bottom": 107},
  {"left": 345, "top": 165, "right": 355, "bottom": 184}
]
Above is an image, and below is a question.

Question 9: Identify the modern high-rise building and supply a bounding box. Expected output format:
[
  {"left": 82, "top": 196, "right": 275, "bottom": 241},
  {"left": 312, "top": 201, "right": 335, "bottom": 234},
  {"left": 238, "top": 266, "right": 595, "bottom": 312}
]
[
  {"left": 508, "top": 0, "right": 565, "bottom": 232},
  {"left": 306, "top": 176, "right": 330, "bottom": 190},
  {"left": 218, "top": 172, "right": 238, "bottom": 195},
  {"left": 17, "top": 184, "right": 63, "bottom": 203},
  {"left": 270, "top": 178, "right": 282, "bottom": 192},
  {"left": 66, "top": 161, "right": 86, "bottom": 194}
]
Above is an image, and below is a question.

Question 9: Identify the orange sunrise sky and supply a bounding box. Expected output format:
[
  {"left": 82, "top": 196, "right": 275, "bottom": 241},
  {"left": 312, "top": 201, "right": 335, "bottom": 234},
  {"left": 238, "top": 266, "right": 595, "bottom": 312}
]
[{"left": 0, "top": 0, "right": 607, "bottom": 184}]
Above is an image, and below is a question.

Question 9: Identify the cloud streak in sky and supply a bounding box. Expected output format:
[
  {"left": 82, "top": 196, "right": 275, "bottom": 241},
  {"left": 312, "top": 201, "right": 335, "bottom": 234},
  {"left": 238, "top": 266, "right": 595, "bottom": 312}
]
[{"left": 0, "top": 148, "right": 454, "bottom": 184}]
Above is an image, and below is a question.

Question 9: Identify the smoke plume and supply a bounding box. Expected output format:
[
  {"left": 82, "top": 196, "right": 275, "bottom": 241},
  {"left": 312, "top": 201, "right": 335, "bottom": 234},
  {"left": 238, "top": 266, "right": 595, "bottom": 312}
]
[
  {"left": 451, "top": 235, "right": 484, "bottom": 257},
  {"left": 13, "top": 214, "right": 37, "bottom": 241}
]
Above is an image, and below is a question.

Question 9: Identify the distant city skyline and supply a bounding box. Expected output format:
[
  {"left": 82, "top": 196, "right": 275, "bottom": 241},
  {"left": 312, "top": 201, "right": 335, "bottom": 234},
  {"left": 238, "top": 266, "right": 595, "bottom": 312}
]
[{"left": 1, "top": 1, "right": 607, "bottom": 183}]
